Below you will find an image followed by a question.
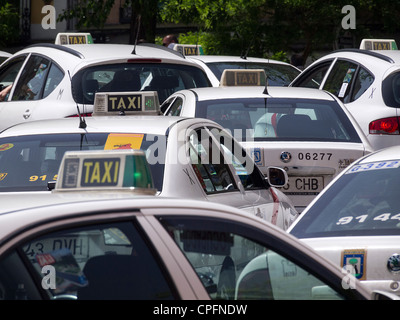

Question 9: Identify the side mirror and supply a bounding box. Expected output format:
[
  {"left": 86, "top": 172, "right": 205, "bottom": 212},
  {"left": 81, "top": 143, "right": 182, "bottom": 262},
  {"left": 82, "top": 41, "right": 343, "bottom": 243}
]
[{"left": 266, "top": 166, "right": 288, "bottom": 187}]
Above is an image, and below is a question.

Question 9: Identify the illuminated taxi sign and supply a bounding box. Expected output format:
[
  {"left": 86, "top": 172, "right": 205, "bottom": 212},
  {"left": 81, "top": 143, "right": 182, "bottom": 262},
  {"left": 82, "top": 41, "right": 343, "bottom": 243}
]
[
  {"left": 172, "top": 44, "right": 204, "bottom": 56},
  {"left": 93, "top": 91, "right": 160, "bottom": 116},
  {"left": 220, "top": 69, "right": 267, "bottom": 86},
  {"left": 54, "top": 150, "right": 155, "bottom": 194},
  {"left": 55, "top": 33, "right": 94, "bottom": 45},
  {"left": 360, "top": 39, "right": 398, "bottom": 50}
]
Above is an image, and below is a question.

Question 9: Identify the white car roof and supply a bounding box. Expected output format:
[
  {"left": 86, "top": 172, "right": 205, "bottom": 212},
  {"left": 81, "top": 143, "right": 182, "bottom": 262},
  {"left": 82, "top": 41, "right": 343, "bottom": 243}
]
[
  {"left": 357, "top": 145, "right": 400, "bottom": 164},
  {"left": 310, "top": 49, "right": 400, "bottom": 68},
  {"left": 0, "top": 193, "right": 255, "bottom": 240},
  {"left": 12, "top": 43, "right": 205, "bottom": 76},
  {"left": 189, "top": 55, "right": 295, "bottom": 66},
  {"left": 0, "top": 115, "right": 196, "bottom": 137},
  {"left": 0, "top": 51, "right": 11, "bottom": 58},
  {"left": 172, "top": 85, "right": 336, "bottom": 101}
]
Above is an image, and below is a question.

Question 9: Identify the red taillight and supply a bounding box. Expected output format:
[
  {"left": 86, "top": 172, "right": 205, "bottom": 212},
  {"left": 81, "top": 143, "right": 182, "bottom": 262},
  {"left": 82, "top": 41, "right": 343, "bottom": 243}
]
[
  {"left": 369, "top": 117, "right": 400, "bottom": 134},
  {"left": 66, "top": 113, "right": 93, "bottom": 118}
]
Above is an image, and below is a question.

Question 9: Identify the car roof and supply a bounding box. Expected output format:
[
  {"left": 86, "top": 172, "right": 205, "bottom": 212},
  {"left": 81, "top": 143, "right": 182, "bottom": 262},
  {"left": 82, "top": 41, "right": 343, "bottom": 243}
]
[
  {"left": 314, "top": 49, "right": 400, "bottom": 66},
  {"left": 0, "top": 115, "right": 200, "bottom": 137},
  {"left": 357, "top": 145, "right": 400, "bottom": 164},
  {"left": 189, "top": 55, "right": 295, "bottom": 66},
  {"left": 172, "top": 85, "right": 337, "bottom": 101},
  {"left": 0, "top": 193, "right": 266, "bottom": 240},
  {"left": 12, "top": 43, "right": 203, "bottom": 75}
]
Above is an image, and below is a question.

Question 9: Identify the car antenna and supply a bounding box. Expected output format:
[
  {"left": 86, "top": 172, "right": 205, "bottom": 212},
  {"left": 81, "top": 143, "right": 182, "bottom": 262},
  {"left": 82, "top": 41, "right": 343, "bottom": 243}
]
[
  {"left": 131, "top": 14, "right": 141, "bottom": 55},
  {"left": 240, "top": 27, "right": 259, "bottom": 60},
  {"left": 68, "top": 71, "right": 87, "bottom": 129}
]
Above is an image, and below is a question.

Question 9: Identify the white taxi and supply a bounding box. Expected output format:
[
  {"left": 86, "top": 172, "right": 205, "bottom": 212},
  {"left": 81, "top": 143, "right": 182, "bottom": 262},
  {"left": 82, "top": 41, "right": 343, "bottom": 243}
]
[
  {"left": 290, "top": 39, "right": 400, "bottom": 150},
  {"left": 0, "top": 50, "right": 11, "bottom": 65},
  {"left": 0, "top": 149, "right": 389, "bottom": 300},
  {"left": 161, "top": 69, "right": 373, "bottom": 211},
  {"left": 288, "top": 145, "right": 400, "bottom": 297},
  {"left": 0, "top": 33, "right": 211, "bottom": 131},
  {"left": 0, "top": 91, "right": 298, "bottom": 230},
  {"left": 187, "top": 54, "right": 301, "bottom": 86}
]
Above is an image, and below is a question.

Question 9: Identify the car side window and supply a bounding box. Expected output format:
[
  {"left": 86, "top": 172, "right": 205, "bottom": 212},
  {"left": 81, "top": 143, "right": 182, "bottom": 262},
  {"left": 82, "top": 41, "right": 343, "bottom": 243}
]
[
  {"left": 0, "top": 55, "right": 26, "bottom": 101},
  {"left": 189, "top": 128, "right": 237, "bottom": 193},
  {"left": 0, "top": 221, "right": 175, "bottom": 300},
  {"left": 42, "top": 63, "right": 64, "bottom": 99},
  {"left": 209, "top": 126, "right": 266, "bottom": 190},
  {"left": 160, "top": 216, "right": 346, "bottom": 300},
  {"left": 323, "top": 60, "right": 358, "bottom": 101},
  {"left": 164, "top": 97, "right": 183, "bottom": 116},
  {"left": 292, "top": 60, "right": 332, "bottom": 88},
  {"left": 348, "top": 67, "right": 374, "bottom": 102},
  {"left": 12, "top": 55, "right": 50, "bottom": 101}
]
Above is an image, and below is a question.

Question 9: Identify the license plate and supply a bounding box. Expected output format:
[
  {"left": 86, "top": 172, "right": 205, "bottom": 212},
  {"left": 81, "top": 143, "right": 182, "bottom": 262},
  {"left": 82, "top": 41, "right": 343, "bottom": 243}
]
[
  {"left": 23, "top": 236, "right": 91, "bottom": 263},
  {"left": 281, "top": 176, "right": 323, "bottom": 195}
]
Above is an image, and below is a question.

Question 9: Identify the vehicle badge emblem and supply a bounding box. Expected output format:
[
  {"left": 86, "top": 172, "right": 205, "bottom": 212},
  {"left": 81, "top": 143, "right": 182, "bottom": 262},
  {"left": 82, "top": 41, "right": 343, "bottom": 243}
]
[
  {"left": 280, "top": 151, "right": 292, "bottom": 163},
  {"left": 387, "top": 254, "right": 400, "bottom": 273}
]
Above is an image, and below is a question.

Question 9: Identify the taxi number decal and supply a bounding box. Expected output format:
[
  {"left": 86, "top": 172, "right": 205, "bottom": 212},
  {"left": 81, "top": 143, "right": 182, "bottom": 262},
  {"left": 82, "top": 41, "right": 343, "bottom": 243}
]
[
  {"left": 29, "top": 174, "right": 58, "bottom": 182},
  {"left": 298, "top": 152, "right": 332, "bottom": 161},
  {"left": 108, "top": 94, "right": 141, "bottom": 112},
  {"left": 336, "top": 213, "right": 400, "bottom": 226},
  {"left": 81, "top": 158, "right": 120, "bottom": 187},
  {"left": 346, "top": 161, "right": 400, "bottom": 174}
]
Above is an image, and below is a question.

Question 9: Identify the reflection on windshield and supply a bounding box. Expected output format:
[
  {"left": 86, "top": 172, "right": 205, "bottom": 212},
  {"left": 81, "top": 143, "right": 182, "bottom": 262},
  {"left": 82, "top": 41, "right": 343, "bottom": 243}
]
[
  {"left": 196, "top": 98, "right": 360, "bottom": 142},
  {"left": 0, "top": 133, "right": 165, "bottom": 192},
  {"left": 207, "top": 62, "right": 300, "bottom": 86},
  {"left": 290, "top": 161, "right": 400, "bottom": 237}
]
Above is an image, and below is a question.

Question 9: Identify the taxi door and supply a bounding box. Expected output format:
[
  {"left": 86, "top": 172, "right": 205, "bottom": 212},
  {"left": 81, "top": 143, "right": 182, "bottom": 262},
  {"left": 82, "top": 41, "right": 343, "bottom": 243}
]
[
  {"left": 0, "top": 53, "right": 63, "bottom": 131},
  {"left": 204, "top": 125, "right": 288, "bottom": 226}
]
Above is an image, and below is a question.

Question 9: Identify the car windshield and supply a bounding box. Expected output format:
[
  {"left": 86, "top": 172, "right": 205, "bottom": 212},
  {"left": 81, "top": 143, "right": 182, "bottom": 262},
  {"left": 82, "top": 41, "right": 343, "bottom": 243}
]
[
  {"left": 206, "top": 62, "right": 300, "bottom": 86},
  {"left": 72, "top": 63, "right": 210, "bottom": 104},
  {"left": 0, "top": 133, "right": 165, "bottom": 192},
  {"left": 195, "top": 98, "right": 361, "bottom": 142},
  {"left": 290, "top": 160, "right": 400, "bottom": 237}
]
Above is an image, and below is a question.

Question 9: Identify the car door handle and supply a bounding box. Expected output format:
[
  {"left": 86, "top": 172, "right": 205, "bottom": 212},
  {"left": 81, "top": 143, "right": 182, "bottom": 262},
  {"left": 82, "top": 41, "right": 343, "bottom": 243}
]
[{"left": 23, "top": 109, "right": 31, "bottom": 119}]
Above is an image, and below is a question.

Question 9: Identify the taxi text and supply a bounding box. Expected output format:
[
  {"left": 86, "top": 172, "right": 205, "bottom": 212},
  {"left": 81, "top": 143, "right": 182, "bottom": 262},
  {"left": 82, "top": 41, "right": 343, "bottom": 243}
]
[
  {"left": 108, "top": 94, "right": 142, "bottom": 112},
  {"left": 81, "top": 158, "right": 120, "bottom": 186}
]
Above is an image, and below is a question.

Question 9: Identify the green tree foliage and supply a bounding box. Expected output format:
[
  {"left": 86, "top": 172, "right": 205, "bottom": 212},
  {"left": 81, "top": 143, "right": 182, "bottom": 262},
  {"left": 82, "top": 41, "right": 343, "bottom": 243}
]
[
  {"left": 0, "top": 2, "right": 20, "bottom": 47},
  {"left": 57, "top": 0, "right": 115, "bottom": 30}
]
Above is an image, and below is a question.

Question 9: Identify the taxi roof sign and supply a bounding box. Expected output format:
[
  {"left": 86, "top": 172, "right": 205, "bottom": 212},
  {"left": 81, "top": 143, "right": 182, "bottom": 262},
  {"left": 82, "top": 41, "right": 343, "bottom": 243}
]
[
  {"left": 93, "top": 91, "right": 161, "bottom": 116},
  {"left": 172, "top": 44, "right": 204, "bottom": 56},
  {"left": 219, "top": 69, "right": 267, "bottom": 87},
  {"left": 55, "top": 33, "right": 94, "bottom": 45},
  {"left": 54, "top": 149, "right": 156, "bottom": 194},
  {"left": 360, "top": 39, "right": 398, "bottom": 50}
]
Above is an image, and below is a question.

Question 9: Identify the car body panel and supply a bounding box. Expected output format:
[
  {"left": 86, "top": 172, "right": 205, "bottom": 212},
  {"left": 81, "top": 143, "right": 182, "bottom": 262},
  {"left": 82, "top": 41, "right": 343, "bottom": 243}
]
[
  {"left": 188, "top": 55, "right": 301, "bottom": 86},
  {"left": 0, "top": 113, "right": 298, "bottom": 230},
  {"left": 0, "top": 43, "right": 211, "bottom": 131},
  {"left": 162, "top": 86, "right": 373, "bottom": 211},
  {"left": 290, "top": 49, "right": 400, "bottom": 150},
  {"left": 288, "top": 145, "right": 400, "bottom": 297}
]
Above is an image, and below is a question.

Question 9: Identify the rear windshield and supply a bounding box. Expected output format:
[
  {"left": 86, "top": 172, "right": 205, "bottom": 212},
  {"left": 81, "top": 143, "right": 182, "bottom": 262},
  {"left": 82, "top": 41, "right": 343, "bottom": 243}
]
[
  {"left": 382, "top": 71, "right": 400, "bottom": 108},
  {"left": 290, "top": 160, "right": 400, "bottom": 237},
  {"left": 72, "top": 63, "right": 210, "bottom": 104},
  {"left": 206, "top": 62, "right": 300, "bottom": 86},
  {"left": 0, "top": 133, "right": 165, "bottom": 192},
  {"left": 195, "top": 98, "right": 361, "bottom": 142}
]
